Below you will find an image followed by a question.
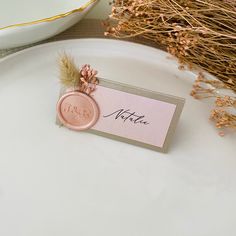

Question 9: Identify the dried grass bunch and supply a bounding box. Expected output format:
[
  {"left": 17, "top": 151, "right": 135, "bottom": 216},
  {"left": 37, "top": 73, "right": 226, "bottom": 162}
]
[{"left": 106, "top": 0, "right": 236, "bottom": 133}]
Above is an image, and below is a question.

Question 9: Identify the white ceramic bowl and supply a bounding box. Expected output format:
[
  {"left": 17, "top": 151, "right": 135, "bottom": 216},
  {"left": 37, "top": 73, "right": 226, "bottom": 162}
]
[{"left": 0, "top": 0, "right": 97, "bottom": 49}]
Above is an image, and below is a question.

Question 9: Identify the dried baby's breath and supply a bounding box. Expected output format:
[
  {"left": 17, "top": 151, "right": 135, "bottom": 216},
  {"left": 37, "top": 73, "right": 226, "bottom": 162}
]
[
  {"left": 106, "top": 0, "right": 236, "bottom": 91},
  {"left": 106, "top": 0, "right": 236, "bottom": 133},
  {"left": 210, "top": 109, "right": 236, "bottom": 130},
  {"left": 215, "top": 96, "right": 236, "bottom": 108},
  {"left": 191, "top": 73, "right": 236, "bottom": 133}
]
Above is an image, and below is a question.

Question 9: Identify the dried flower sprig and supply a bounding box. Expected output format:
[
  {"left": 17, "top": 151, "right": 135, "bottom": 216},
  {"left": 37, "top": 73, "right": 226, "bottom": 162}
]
[
  {"left": 190, "top": 72, "right": 229, "bottom": 99},
  {"left": 210, "top": 109, "right": 236, "bottom": 130},
  {"left": 215, "top": 96, "right": 236, "bottom": 108},
  {"left": 80, "top": 64, "right": 98, "bottom": 94},
  {"left": 59, "top": 54, "right": 98, "bottom": 94},
  {"left": 59, "top": 53, "right": 80, "bottom": 87},
  {"left": 191, "top": 73, "right": 236, "bottom": 134}
]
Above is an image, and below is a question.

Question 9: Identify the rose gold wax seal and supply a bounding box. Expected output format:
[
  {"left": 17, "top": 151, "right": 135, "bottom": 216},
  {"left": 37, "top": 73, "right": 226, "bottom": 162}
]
[{"left": 57, "top": 91, "right": 99, "bottom": 131}]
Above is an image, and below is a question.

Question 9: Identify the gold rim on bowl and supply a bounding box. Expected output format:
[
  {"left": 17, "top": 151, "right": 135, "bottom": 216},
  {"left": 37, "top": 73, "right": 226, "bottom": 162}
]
[{"left": 0, "top": 0, "right": 96, "bottom": 31}]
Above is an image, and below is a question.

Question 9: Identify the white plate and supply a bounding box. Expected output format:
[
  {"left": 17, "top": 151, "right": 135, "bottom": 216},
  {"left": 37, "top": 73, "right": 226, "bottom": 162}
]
[
  {"left": 0, "top": 39, "right": 235, "bottom": 236},
  {"left": 0, "top": 0, "right": 96, "bottom": 49}
]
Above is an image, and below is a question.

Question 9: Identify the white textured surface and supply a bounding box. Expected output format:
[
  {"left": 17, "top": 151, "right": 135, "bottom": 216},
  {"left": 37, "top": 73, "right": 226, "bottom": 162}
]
[{"left": 0, "top": 39, "right": 235, "bottom": 236}]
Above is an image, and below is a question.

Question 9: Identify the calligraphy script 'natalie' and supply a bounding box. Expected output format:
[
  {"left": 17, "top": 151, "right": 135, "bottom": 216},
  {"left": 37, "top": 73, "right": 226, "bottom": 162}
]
[{"left": 103, "top": 109, "right": 149, "bottom": 125}]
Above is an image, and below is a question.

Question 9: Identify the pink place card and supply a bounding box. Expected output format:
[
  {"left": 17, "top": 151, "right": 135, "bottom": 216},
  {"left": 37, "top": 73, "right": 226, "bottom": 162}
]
[
  {"left": 57, "top": 79, "right": 185, "bottom": 153},
  {"left": 88, "top": 80, "right": 185, "bottom": 153}
]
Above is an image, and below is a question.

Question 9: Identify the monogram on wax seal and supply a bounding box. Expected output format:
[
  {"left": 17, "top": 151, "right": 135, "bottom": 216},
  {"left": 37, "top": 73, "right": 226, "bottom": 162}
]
[{"left": 57, "top": 91, "right": 99, "bottom": 131}]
